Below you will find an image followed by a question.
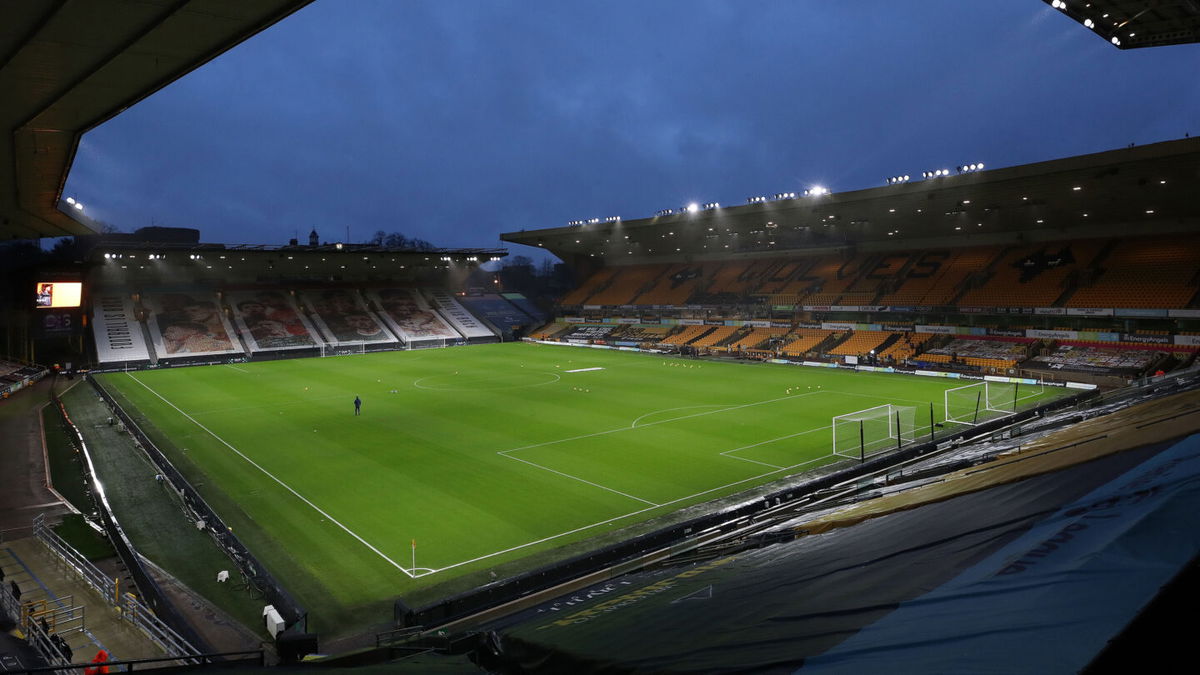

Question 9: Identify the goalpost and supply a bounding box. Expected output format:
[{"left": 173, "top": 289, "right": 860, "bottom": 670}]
[
  {"left": 944, "top": 380, "right": 1044, "bottom": 425},
  {"left": 320, "top": 341, "right": 368, "bottom": 357},
  {"left": 832, "top": 404, "right": 917, "bottom": 461}
]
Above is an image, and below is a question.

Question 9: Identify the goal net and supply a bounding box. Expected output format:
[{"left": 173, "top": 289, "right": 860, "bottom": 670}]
[
  {"left": 832, "top": 404, "right": 917, "bottom": 460},
  {"left": 944, "top": 380, "right": 1043, "bottom": 425},
  {"left": 320, "top": 341, "right": 367, "bottom": 357}
]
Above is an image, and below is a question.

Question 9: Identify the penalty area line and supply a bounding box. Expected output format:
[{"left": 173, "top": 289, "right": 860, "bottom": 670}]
[
  {"left": 125, "top": 372, "right": 415, "bottom": 579},
  {"left": 430, "top": 452, "right": 832, "bottom": 576}
]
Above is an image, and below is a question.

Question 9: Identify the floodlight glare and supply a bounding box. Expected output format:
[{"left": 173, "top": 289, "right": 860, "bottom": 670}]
[{"left": 66, "top": 197, "right": 76, "bottom": 205}]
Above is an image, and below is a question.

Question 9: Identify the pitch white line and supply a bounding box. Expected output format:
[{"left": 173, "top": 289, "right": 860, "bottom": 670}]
[
  {"left": 223, "top": 364, "right": 251, "bottom": 374},
  {"left": 125, "top": 373, "right": 415, "bottom": 578},
  {"left": 427, "top": 452, "right": 833, "bottom": 576},
  {"left": 501, "top": 391, "right": 823, "bottom": 456},
  {"left": 718, "top": 424, "right": 835, "bottom": 469},
  {"left": 499, "top": 453, "right": 658, "bottom": 506},
  {"left": 630, "top": 404, "right": 727, "bottom": 428},
  {"left": 564, "top": 367, "right": 604, "bottom": 373}
]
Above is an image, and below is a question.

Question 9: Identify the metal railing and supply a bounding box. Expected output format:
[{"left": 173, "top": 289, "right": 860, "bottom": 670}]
[{"left": 32, "top": 514, "right": 201, "bottom": 661}]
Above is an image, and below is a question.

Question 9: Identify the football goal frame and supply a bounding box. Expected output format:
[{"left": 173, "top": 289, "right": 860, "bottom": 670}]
[
  {"left": 320, "top": 341, "right": 367, "bottom": 357},
  {"left": 832, "top": 404, "right": 917, "bottom": 461},
  {"left": 943, "top": 380, "right": 1043, "bottom": 425}
]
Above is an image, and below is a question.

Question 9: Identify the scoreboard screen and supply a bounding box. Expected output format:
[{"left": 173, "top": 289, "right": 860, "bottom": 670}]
[{"left": 35, "top": 282, "right": 82, "bottom": 308}]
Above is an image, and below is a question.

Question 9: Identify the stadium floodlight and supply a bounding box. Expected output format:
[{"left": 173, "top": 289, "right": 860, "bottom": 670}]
[
  {"left": 66, "top": 197, "right": 76, "bottom": 205},
  {"left": 587, "top": 217, "right": 601, "bottom": 224},
  {"left": 1111, "top": 36, "right": 1121, "bottom": 45},
  {"left": 1083, "top": 18, "right": 1094, "bottom": 28},
  {"left": 605, "top": 216, "right": 621, "bottom": 222},
  {"left": 747, "top": 195, "right": 767, "bottom": 203},
  {"left": 74, "top": 202, "right": 84, "bottom": 210},
  {"left": 805, "top": 186, "right": 830, "bottom": 197},
  {"left": 702, "top": 202, "right": 719, "bottom": 210},
  {"left": 656, "top": 208, "right": 674, "bottom": 216},
  {"left": 684, "top": 202, "right": 699, "bottom": 213},
  {"left": 773, "top": 192, "right": 797, "bottom": 200}
]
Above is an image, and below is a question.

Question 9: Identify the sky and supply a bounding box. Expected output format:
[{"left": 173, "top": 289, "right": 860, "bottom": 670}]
[{"left": 63, "top": 0, "right": 1200, "bottom": 262}]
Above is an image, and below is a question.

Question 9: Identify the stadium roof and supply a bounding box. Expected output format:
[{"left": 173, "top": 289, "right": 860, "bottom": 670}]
[
  {"left": 1041, "top": 0, "right": 1200, "bottom": 49},
  {"left": 0, "top": 0, "right": 313, "bottom": 241},
  {"left": 503, "top": 136, "right": 1200, "bottom": 262}
]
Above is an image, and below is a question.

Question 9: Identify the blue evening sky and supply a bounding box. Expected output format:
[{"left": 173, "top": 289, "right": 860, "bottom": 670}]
[{"left": 63, "top": 1, "right": 1200, "bottom": 260}]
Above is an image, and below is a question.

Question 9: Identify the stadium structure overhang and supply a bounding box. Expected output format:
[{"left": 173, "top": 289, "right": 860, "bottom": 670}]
[
  {"left": 85, "top": 239, "right": 505, "bottom": 275},
  {"left": 1041, "top": 0, "right": 1200, "bottom": 49},
  {"left": 0, "top": 0, "right": 315, "bottom": 241},
  {"left": 503, "top": 136, "right": 1200, "bottom": 265}
]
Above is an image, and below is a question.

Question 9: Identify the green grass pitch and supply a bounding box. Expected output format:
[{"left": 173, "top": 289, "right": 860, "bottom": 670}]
[{"left": 95, "top": 342, "right": 1063, "bottom": 631}]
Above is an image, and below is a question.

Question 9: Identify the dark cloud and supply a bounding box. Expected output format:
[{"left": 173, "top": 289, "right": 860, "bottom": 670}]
[{"left": 64, "top": 1, "right": 1199, "bottom": 258}]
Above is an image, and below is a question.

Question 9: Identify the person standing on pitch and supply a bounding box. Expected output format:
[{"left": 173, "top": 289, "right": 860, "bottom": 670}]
[{"left": 354, "top": 396, "right": 362, "bottom": 416}]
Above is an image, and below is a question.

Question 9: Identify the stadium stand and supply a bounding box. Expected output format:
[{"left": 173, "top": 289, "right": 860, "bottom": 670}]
[
  {"left": 881, "top": 246, "right": 1004, "bottom": 306},
  {"left": 141, "top": 291, "right": 244, "bottom": 359},
  {"left": 560, "top": 325, "right": 617, "bottom": 341},
  {"left": 365, "top": 288, "right": 458, "bottom": 345},
  {"left": 502, "top": 293, "right": 546, "bottom": 322},
  {"left": 877, "top": 331, "right": 933, "bottom": 363},
  {"left": 1067, "top": 235, "right": 1200, "bottom": 308},
  {"left": 89, "top": 292, "right": 152, "bottom": 364},
  {"left": 1026, "top": 344, "right": 1180, "bottom": 375},
  {"left": 226, "top": 289, "right": 322, "bottom": 352},
  {"left": 632, "top": 263, "right": 710, "bottom": 305},
  {"left": 720, "top": 326, "right": 789, "bottom": 352},
  {"left": 917, "top": 336, "right": 1035, "bottom": 370},
  {"left": 531, "top": 322, "right": 568, "bottom": 339},
  {"left": 660, "top": 324, "right": 713, "bottom": 346},
  {"left": 424, "top": 289, "right": 497, "bottom": 341},
  {"left": 585, "top": 264, "right": 666, "bottom": 306},
  {"left": 609, "top": 325, "right": 671, "bottom": 343},
  {"left": 959, "top": 240, "right": 1102, "bottom": 307},
  {"left": 690, "top": 325, "right": 739, "bottom": 349},
  {"left": 298, "top": 288, "right": 398, "bottom": 345},
  {"left": 779, "top": 329, "right": 838, "bottom": 357},
  {"left": 828, "top": 330, "right": 896, "bottom": 357},
  {"left": 559, "top": 266, "right": 617, "bottom": 305},
  {"left": 458, "top": 294, "right": 535, "bottom": 335}
]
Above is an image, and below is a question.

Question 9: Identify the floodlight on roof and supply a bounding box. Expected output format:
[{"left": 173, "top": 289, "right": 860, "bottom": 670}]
[
  {"left": 702, "top": 202, "right": 719, "bottom": 210},
  {"left": 66, "top": 197, "right": 76, "bottom": 205},
  {"left": 605, "top": 216, "right": 621, "bottom": 222},
  {"left": 1083, "top": 18, "right": 1094, "bottom": 28},
  {"left": 747, "top": 195, "right": 767, "bottom": 203},
  {"left": 74, "top": 202, "right": 84, "bottom": 210},
  {"left": 685, "top": 203, "right": 699, "bottom": 213},
  {"left": 656, "top": 208, "right": 674, "bottom": 216}
]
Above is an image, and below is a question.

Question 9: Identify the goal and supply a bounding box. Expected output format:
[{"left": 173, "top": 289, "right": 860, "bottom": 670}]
[
  {"left": 320, "top": 341, "right": 367, "bottom": 357},
  {"left": 944, "top": 380, "right": 1043, "bottom": 425},
  {"left": 832, "top": 404, "right": 917, "bottom": 460}
]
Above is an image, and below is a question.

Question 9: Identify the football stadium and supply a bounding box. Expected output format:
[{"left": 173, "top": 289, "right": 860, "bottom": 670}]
[{"left": 2, "top": 1, "right": 1200, "bottom": 673}]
